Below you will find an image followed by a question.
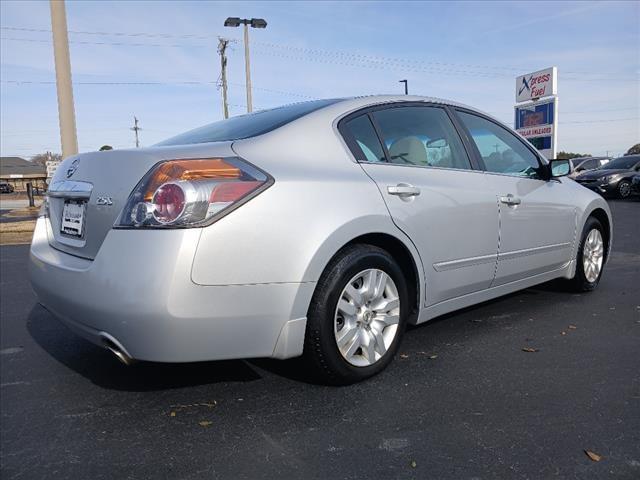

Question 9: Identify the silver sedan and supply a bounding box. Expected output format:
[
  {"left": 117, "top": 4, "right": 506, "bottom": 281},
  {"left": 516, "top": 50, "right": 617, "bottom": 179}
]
[{"left": 29, "top": 96, "right": 612, "bottom": 384}]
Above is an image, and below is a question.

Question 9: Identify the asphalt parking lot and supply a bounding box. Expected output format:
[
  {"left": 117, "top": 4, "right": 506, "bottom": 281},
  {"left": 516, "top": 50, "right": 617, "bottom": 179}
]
[{"left": 1, "top": 199, "right": 638, "bottom": 480}]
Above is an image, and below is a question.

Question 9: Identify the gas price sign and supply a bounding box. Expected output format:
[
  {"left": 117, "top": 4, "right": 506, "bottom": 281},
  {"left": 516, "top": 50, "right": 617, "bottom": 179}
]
[{"left": 514, "top": 97, "right": 558, "bottom": 159}]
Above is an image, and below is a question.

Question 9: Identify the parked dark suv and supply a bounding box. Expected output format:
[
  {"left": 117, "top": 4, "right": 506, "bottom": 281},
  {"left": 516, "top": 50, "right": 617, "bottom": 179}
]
[{"left": 575, "top": 155, "right": 640, "bottom": 199}]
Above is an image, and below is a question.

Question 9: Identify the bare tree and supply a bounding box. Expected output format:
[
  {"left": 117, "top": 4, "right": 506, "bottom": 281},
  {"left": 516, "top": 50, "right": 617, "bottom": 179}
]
[
  {"left": 625, "top": 143, "right": 640, "bottom": 156},
  {"left": 31, "top": 152, "right": 62, "bottom": 167}
]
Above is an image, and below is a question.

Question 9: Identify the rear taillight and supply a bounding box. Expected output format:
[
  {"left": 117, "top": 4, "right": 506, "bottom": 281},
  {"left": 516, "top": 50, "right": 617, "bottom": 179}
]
[{"left": 116, "top": 157, "right": 272, "bottom": 228}]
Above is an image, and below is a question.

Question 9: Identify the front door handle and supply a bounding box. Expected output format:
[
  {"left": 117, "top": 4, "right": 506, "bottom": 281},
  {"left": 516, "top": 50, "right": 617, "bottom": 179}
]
[
  {"left": 387, "top": 185, "right": 421, "bottom": 197},
  {"left": 499, "top": 194, "right": 521, "bottom": 206}
]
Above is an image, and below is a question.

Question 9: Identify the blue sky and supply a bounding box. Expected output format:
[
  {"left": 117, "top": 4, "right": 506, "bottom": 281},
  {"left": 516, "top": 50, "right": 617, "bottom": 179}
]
[{"left": 1, "top": 0, "right": 638, "bottom": 158}]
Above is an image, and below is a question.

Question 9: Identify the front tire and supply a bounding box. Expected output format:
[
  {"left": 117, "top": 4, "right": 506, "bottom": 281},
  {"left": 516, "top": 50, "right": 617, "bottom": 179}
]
[
  {"left": 303, "top": 244, "right": 408, "bottom": 385},
  {"left": 567, "top": 217, "right": 605, "bottom": 292},
  {"left": 618, "top": 180, "right": 631, "bottom": 199}
]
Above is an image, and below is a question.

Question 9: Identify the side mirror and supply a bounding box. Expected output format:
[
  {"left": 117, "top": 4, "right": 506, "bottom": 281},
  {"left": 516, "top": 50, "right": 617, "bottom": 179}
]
[
  {"left": 549, "top": 159, "right": 570, "bottom": 178},
  {"left": 575, "top": 167, "right": 584, "bottom": 172}
]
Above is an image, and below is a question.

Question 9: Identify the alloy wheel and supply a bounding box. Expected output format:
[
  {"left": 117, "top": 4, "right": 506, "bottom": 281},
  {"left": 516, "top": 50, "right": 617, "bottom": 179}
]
[
  {"left": 619, "top": 181, "right": 631, "bottom": 198},
  {"left": 334, "top": 269, "right": 400, "bottom": 367},
  {"left": 582, "top": 228, "right": 604, "bottom": 283}
]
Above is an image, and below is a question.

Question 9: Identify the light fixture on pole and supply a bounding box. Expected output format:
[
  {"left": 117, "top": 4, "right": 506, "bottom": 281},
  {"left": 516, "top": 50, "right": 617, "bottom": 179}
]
[
  {"left": 399, "top": 79, "right": 408, "bottom": 95},
  {"left": 224, "top": 17, "right": 267, "bottom": 113}
]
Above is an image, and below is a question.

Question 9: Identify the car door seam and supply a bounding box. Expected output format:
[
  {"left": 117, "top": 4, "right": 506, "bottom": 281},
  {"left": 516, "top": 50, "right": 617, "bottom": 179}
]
[
  {"left": 490, "top": 195, "right": 502, "bottom": 288},
  {"left": 355, "top": 161, "right": 428, "bottom": 304}
]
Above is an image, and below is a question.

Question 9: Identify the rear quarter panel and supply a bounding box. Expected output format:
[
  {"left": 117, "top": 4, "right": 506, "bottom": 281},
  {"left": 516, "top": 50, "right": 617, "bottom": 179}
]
[{"left": 190, "top": 113, "right": 425, "bottom": 289}]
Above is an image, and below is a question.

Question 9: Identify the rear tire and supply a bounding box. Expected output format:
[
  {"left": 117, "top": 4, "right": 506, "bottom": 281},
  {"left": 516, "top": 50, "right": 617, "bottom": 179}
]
[
  {"left": 567, "top": 217, "right": 605, "bottom": 292},
  {"left": 303, "top": 244, "right": 408, "bottom": 385}
]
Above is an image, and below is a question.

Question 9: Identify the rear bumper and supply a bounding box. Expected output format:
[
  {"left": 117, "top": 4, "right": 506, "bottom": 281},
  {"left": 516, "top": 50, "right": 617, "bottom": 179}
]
[{"left": 28, "top": 217, "right": 314, "bottom": 362}]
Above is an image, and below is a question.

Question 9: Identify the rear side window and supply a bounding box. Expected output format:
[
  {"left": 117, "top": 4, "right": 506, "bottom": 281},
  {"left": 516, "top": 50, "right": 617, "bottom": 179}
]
[
  {"left": 457, "top": 111, "right": 541, "bottom": 178},
  {"left": 342, "top": 115, "right": 386, "bottom": 163},
  {"left": 372, "top": 106, "right": 471, "bottom": 169},
  {"left": 157, "top": 99, "right": 341, "bottom": 146}
]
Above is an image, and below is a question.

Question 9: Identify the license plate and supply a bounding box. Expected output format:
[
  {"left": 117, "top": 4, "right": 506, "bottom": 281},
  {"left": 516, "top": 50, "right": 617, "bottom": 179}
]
[{"left": 61, "top": 201, "right": 85, "bottom": 237}]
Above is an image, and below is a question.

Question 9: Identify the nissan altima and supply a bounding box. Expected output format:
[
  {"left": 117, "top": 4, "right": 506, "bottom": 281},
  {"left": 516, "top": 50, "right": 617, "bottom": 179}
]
[{"left": 29, "top": 96, "right": 612, "bottom": 384}]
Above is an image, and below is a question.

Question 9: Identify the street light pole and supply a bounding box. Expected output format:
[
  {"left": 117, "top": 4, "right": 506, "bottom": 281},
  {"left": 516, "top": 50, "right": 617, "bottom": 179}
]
[
  {"left": 224, "top": 17, "right": 267, "bottom": 114},
  {"left": 243, "top": 23, "right": 252, "bottom": 112}
]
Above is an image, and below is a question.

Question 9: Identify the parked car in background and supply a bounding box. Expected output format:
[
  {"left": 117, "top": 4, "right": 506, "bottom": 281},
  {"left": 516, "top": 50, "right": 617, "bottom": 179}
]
[
  {"left": 29, "top": 96, "right": 613, "bottom": 384},
  {"left": 567, "top": 157, "right": 610, "bottom": 179},
  {"left": 631, "top": 174, "right": 640, "bottom": 196},
  {"left": 575, "top": 155, "right": 640, "bottom": 199},
  {"left": 0, "top": 181, "right": 15, "bottom": 194}
]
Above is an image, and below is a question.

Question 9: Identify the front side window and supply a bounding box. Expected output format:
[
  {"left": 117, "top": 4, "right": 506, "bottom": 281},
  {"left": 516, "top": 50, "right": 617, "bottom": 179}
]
[
  {"left": 372, "top": 106, "right": 472, "bottom": 169},
  {"left": 457, "top": 111, "right": 542, "bottom": 178}
]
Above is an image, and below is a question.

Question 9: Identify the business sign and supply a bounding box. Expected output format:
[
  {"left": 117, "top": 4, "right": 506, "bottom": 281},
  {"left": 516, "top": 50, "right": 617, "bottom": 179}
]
[
  {"left": 46, "top": 160, "right": 61, "bottom": 179},
  {"left": 515, "top": 97, "right": 558, "bottom": 159},
  {"left": 515, "top": 67, "right": 557, "bottom": 103}
]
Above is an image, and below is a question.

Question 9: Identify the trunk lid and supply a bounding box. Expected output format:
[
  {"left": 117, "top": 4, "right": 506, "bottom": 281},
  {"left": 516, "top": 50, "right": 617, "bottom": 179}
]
[{"left": 46, "top": 143, "right": 235, "bottom": 259}]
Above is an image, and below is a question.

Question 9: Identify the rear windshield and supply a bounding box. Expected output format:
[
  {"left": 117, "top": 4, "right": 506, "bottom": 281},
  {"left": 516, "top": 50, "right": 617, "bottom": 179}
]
[{"left": 157, "top": 99, "right": 342, "bottom": 146}]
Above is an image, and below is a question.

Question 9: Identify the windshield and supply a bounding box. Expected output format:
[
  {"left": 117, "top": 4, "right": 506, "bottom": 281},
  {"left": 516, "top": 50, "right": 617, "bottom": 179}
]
[
  {"left": 157, "top": 99, "right": 342, "bottom": 146},
  {"left": 599, "top": 156, "right": 639, "bottom": 170}
]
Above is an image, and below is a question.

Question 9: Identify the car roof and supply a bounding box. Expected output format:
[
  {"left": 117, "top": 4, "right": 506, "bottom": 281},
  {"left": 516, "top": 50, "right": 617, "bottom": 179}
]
[
  {"left": 325, "top": 94, "right": 487, "bottom": 116},
  {"left": 297, "top": 95, "right": 506, "bottom": 128}
]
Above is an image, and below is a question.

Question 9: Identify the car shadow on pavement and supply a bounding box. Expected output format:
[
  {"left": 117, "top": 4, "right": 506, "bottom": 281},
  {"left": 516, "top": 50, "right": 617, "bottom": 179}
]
[
  {"left": 25, "top": 276, "right": 578, "bottom": 391},
  {"left": 26, "top": 305, "right": 263, "bottom": 392}
]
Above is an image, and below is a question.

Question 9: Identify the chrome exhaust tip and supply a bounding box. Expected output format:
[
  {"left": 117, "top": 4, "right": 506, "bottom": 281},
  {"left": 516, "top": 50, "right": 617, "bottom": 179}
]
[{"left": 100, "top": 334, "right": 135, "bottom": 366}]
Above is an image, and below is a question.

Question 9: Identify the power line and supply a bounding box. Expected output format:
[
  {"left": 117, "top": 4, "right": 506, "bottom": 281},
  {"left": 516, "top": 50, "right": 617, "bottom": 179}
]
[
  {"left": 249, "top": 47, "right": 638, "bottom": 83},
  {"left": 0, "top": 79, "right": 316, "bottom": 100},
  {"left": 7, "top": 34, "right": 630, "bottom": 82},
  {"left": 0, "top": 36, "right": 208, "bottom": 49},
  {"left": 2, "top": 25, "right": 633, "bottom": 78},
  {"left": 559, "top": 117, "right": 639, "bottom": 124},
  {"left": 1, "top": 27, "right": 637, "bottom": 81},
  {"left": 228, "top": 83, "right": 314, "bottom": 99},
  {"left": 1, "top": 79, "right": 216, "bottom": 85},
  {"left": 0, "top": 35, "right": 523, "bottom": 79},
  {"left": 1, "top": 79, "right": 638, "bottom": 120},
  {"left": 0, "top": 26, "right": 225, "bottom": 40}
]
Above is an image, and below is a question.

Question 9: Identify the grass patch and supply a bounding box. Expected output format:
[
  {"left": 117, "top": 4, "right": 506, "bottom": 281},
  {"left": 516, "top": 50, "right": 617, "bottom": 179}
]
[
  {"left": 2, "top": 206, "right": 41, "bottom": 218},
  {"left": 0, "top": 220, "right": 36, "bottom": 245}
]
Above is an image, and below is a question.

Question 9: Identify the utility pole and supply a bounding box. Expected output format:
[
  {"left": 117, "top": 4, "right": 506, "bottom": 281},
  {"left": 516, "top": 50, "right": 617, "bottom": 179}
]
[
  {"left": 131, "top": 116, "right": 141, "bottom": 148},
  {"left": 399, "top": 79, "right": 408, "bottom": 95},
  {"left": 218, "top": 38, "right": 230, "bottom": 119},
  {"left": 50, "top": 0, "right": 78, "bottom": 159}
]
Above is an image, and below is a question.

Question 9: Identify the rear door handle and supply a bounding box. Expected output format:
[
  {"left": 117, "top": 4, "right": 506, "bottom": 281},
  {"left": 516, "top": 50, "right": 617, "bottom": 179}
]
[
  {"left": 387, "top": 185, "right": 421, "bottom": 197},
  {"left": 499, "top": 194, "right": 521, "bottom": 206}
]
